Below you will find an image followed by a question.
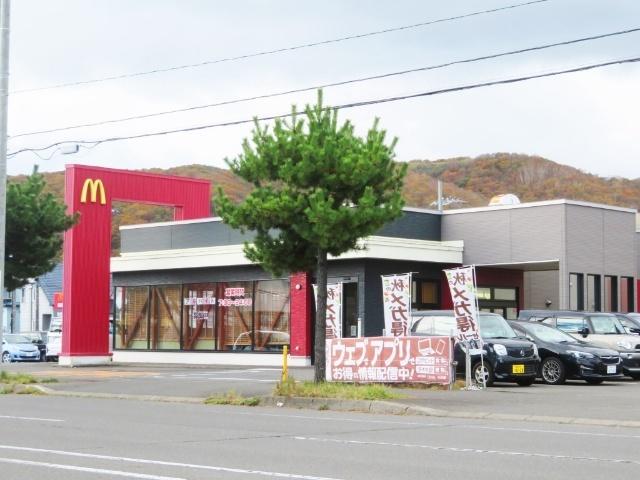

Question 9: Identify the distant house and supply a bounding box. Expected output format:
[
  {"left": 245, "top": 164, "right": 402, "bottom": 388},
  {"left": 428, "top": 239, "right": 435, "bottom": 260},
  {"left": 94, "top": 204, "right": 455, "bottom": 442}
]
[{"left": 6, "top": 264, "right": 64, "bottom": 333}]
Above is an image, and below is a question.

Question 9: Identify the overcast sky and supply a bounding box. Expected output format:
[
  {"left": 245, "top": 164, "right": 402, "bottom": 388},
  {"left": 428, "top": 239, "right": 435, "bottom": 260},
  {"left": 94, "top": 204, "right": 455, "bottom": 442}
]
[{"left": 6, "top": 0, "right": 640, "bottom": 178}]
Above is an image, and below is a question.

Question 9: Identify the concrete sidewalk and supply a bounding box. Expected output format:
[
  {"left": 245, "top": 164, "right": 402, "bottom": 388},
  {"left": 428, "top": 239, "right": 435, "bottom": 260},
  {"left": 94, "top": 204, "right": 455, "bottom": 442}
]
[{"left": 3, "top": 362, "right": 640, "bottom": 426}]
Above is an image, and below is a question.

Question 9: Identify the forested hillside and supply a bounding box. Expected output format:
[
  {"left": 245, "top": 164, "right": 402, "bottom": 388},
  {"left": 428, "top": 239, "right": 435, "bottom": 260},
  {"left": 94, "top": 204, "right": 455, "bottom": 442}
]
[{"left": 9, "top": 153, "right": 639, "bottom": 253}]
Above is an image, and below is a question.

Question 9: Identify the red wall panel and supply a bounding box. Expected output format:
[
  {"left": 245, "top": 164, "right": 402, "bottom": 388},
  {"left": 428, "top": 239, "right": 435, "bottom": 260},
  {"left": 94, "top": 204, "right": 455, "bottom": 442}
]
[
  {"left": 62, "top": 165, "right": 210, "bottom": 359},
  {"left": 289, "top": 272, "right": 312, "bottom": 357}
]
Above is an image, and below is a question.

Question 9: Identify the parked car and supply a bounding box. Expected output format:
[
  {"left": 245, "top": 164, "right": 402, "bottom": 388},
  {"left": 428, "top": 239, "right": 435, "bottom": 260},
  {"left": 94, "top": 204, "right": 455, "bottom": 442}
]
[
  {"left": 508, "top": 320, "right": 622, "bottom": 385},
  {"left": 22, "top": 332, "right": 47, "bottom": 362},
  {"left": 2, "top": 334, "right": 42, "bottom": 363},
  {"left": 410, "top": 310, "right": 539, "bottom": 387},
  {"left": 616, "top": 313, "right": 640, "bottom": 335},
  {"left": 518, "top": 310, "right": 640, "bottom": 379}
]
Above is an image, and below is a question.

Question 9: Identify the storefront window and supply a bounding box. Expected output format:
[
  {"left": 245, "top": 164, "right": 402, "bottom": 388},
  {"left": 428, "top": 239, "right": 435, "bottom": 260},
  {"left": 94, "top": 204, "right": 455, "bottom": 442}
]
[
  {"left": 149, "top": 285, "right": 181, "bottom": 350},
  {"left": 587, "top": 275, "right": 601, "bottom": 312},
  {"left": 620, "top": 277, "right": 634, "bottom": 313},
  {"left": 182, "top": 283, "right": 216, "bottom": 350},
  {"left": 604, "top": 276, "right": 618, "bottom": 312},
  {"left": 114, "top": 286, "right": 149, "bottom": 350},
  {"left": 218, "top": 281, "right": 254, "bottom": 351},
  {"left": 254, "top": 280, "right": 290, "bottom": 351}
]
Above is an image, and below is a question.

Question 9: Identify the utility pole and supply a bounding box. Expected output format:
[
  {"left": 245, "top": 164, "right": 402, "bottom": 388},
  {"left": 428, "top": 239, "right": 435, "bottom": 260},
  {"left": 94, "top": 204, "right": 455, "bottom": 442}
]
[{"left": 0, "top": 0, "right": 11, "bottom": 352}]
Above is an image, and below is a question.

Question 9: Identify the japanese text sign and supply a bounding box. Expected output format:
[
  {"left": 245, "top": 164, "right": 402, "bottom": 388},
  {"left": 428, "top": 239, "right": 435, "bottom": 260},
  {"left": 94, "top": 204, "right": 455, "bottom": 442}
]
[
  {"left": 326, "top": 336, "right": 453, "bottom": 384},
  {"left": 444, "top": 266, "right": 483, "bottom": 349},
  {"left": 381, "top": 273, "right": 411, "bottom": 336},
  {"left": 314, "top": 283, "right": 343, "bottom": 339}
]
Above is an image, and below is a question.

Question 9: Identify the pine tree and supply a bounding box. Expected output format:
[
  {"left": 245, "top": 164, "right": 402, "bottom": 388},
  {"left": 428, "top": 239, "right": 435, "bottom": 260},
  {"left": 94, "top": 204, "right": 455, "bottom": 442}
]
[
  {"left": 4, "top": 167, "right": 77, "bottom": 291},
  {"left": 216, "top": 92, "right": 406, "bottom": 382}
]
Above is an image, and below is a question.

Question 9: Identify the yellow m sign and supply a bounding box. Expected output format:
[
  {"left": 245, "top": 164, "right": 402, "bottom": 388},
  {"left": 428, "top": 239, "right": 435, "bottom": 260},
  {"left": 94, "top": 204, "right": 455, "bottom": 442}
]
[{"left": 80, "top": 178, "right": 106, "bottom": 205}]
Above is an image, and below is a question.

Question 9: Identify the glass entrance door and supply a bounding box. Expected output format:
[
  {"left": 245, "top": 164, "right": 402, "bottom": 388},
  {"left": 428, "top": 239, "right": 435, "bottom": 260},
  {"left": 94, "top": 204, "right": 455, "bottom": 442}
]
[{"left": 342, "top": 283, "right": 359, "bottom": 337}]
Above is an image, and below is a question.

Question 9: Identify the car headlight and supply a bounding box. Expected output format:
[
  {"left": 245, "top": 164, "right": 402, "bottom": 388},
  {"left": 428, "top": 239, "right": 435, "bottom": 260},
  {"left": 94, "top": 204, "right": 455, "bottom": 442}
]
[
  {"left": 532, "top": 344, "right": 539, "bottom": 357},
  {"left": 617, "top": 341, "right": 632, "bottom": 350},
  {"left": 493, "top": 344, "right": 508, "bottom": 356},
  {"left": 567, "top": 350, "right": 594, "bottom": 359}
]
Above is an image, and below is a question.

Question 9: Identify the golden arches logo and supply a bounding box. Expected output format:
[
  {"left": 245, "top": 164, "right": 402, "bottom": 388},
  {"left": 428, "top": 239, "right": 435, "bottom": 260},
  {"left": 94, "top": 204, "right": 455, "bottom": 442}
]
[{"left": 80, "top": 178, "right": 106, "bottom": 205}]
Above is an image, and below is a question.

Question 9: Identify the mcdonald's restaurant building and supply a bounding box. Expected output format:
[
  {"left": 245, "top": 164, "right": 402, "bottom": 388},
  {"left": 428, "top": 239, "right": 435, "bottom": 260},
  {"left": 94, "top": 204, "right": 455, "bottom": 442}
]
[{"left": 110, "top": 199, "right": 640, "bottom": 366}]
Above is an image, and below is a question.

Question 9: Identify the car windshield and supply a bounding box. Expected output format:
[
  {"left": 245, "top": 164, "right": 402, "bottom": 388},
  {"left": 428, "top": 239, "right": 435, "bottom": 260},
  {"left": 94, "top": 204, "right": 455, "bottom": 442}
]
[
  {"left": 4, "top": 334, "right": 32, "bottom": 344},
  {"left": 478, "top": 314, "right": 517, "bottom": 339},
  {"left": 411, "top": 315, "right": 456, "bottom": 336},
  {"left": 517, "top": 322, "right": 577, "bottom": 343},
  {"left": 590, "top": 315, "right": 626, "bottom": 334}
]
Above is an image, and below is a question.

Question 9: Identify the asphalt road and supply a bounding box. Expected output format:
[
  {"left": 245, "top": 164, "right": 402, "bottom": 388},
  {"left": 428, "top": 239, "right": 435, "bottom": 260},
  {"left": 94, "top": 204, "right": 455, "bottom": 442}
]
[{"left": 1, "top": 394, "right": 639, "bottom": 480}]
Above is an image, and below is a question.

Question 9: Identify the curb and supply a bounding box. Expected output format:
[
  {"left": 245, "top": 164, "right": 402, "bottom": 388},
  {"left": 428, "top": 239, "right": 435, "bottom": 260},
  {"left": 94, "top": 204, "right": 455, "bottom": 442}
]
[
  {"left": 264, "top": 395, "right": 640, "bottom": 429},
  {"left": 32, "top": 385, "right": 204, "bottom": 404},
  {"left": 24, "top": 386, "right": 640, "bottom": 429}
]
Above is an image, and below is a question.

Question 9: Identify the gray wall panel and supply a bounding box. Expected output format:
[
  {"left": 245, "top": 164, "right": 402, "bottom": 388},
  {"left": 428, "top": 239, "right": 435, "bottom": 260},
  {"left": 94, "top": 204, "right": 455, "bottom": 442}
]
[
  {"left": 121, "top": 211, "right": 442, "bottom": 254},
  {"left": 524, "top": 270, "right": 559, "bottom": 309},
  {"left": 375, "top": 211, "right": 441, "bottom": 241},
  {"left": 442, "top": 205, "right": 564, "bottom": 265}
]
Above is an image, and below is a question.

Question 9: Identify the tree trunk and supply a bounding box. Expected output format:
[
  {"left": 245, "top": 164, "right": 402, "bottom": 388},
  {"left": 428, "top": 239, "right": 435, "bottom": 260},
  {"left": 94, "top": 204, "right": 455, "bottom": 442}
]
[
  {"left": 313, "top": 247, "right": 328, "bottom": 383},
  {"left": 10, "top": 290, "right": 16, "bottom": 333}
]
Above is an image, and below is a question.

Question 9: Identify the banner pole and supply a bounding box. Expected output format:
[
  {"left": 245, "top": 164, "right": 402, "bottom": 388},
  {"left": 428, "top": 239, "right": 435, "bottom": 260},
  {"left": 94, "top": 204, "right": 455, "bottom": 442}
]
[{"left": 472, "top": 265, "right": 487, "bottom": 390}]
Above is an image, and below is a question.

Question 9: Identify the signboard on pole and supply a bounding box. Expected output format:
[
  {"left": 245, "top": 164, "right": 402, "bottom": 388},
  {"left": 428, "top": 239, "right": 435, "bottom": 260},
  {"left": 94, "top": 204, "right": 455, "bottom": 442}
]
[
  {"left": 326, "top": 336, "right": 453, "bottom": 384},
  {"left": 314, "top": 283, "right": 343, "bottom": 339},
  {"left": 444, "top": 266, "right": 483, "bottom": 350},
  {"left": 381, "top": 273, "right": 411, "bottom": 336}
]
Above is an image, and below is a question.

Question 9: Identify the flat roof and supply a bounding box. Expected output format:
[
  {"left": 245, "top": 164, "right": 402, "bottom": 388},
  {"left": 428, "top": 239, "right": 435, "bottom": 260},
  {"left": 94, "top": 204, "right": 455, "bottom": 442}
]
[{"left": 443, "top": 199, "right": 637, "bottom": 215}]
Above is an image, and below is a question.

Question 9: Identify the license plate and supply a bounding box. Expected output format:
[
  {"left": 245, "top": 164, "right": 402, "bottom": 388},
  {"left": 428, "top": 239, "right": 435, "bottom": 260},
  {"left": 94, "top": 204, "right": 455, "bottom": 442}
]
[
  {"left": 512, "top": 364, "right": 525, "bottom": 374},
  {"left": 607, "top": 365, "right": 616, "bottom": 374}
]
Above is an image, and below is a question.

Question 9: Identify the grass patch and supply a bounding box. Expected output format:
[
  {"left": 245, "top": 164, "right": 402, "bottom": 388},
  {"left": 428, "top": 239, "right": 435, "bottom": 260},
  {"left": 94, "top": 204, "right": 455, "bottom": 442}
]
[
  {"left": 204, "top": 391, "right": 260, "bottom": 407},
  {"left": 0, "top": 371, "right": 58, "bottom": 385},
  {"left": 0, "top": 371, "right": 38, "bottom": 384},
  {"left": 16, "top": 386, "right": 44, "bottom": 395},
  {"left": 0, "top": 384, "right": 15, "bottom": 394},
  {"left": 274, "top": 377, "right": 403, "bottom": 401}
]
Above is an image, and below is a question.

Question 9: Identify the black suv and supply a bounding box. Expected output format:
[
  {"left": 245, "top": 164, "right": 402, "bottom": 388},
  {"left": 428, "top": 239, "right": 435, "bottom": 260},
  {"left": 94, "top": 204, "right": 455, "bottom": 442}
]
[
  {"left": 411, "top": 310, "right": 539, "bottom": 387},
  {"left": 518, "top": 310, "right": 640, "bottom": 379}
]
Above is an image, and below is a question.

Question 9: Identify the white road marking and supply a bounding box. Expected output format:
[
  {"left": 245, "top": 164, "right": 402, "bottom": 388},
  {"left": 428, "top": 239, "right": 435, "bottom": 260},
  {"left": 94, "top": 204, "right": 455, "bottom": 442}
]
[
  {"left": 0, "top": 457, "right": 185, "bottom": 480},
  {"left": 0, "top": 415, "right": 63, "bottom": 423},
  {"left": 229, "top": 411, "right": 640, "bottom": 439},
  {"left": 0, "top": 445, "right": 343, "bottom": 480},
  {"left": 293, "top": 436, "right": 640, "bottom": 465}
]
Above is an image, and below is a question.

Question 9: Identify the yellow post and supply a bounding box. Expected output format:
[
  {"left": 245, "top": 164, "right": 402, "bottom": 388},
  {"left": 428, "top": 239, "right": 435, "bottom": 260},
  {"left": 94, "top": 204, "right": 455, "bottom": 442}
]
[{"left": 282, "top": 345, "right": 289, "bottom": 383}]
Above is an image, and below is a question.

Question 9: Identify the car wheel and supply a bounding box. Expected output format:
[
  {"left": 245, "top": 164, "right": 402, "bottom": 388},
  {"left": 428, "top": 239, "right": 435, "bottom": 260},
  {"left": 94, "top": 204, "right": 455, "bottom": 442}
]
[
  {"left": 472, "top": 361, "right": 494, "bottom": 387},
  {"left": 516, "top": 377, "right": 535, "bottom": 386},
  {"left": 541, "top": 356, "right": 566, "bottom": 385},
  {"left": 585, "top": 378, "right": 604, "bottom": 385},
  {"left": 1, "top": 351, "right": 12, "bottom": 364}
]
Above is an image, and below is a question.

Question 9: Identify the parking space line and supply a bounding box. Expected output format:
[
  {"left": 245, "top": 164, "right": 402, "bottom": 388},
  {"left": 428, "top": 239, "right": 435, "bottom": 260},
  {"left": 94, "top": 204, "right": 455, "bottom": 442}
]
[
  {"left": 0, "top": 415, "right": 64, "bottom": 423},
  {"left": 293, "top": 436, "right": 640, "bottom": 465},
  {"left": 0, "top": 445, "right": 344, "bottom": 480},
  {"left": 0, "top": 457, "right": 185, "bottom": 480}
]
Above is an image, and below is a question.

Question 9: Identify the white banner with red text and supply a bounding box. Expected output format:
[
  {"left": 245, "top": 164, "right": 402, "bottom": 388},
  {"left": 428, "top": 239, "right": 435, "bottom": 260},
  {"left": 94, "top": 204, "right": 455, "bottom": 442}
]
[
  {"left": 381, "top": 273, "right": 412, "bottom": 336},
  {"left": 444, "top": 266, "right": 483, "bottom": 350},
  {"left": 313, "top": 283, "right": 343, "bottom": 339}
]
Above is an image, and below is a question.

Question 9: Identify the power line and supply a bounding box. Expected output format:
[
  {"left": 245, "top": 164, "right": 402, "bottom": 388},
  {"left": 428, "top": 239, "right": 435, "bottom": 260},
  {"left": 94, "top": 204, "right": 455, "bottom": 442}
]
[
  {"left": 10, "top": 0, "right": 550, "bottom": 95},
  {"left": 9, "top": 26, "right": 639, "bottom": 140},
  {"left": 7, "top": 55, "right": 639, "bottom": 159}
]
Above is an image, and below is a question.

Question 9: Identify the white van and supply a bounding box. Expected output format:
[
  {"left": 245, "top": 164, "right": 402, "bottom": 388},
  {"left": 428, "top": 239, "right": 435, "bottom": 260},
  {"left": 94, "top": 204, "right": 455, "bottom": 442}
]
[{"left": 46, "top": 318, "right": 62, "bottom": 361}]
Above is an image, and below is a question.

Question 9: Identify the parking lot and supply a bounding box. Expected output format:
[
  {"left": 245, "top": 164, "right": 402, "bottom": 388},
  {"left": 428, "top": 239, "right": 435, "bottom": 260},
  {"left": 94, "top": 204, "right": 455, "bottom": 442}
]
[{"left": 2, "top": 362, "right": 639, "bottom": 423}]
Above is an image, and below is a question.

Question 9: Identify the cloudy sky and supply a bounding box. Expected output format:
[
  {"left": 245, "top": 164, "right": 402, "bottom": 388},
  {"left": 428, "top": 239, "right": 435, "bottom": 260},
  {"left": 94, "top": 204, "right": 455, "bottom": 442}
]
[{"left": 6, "top": 0, "right": 640, "bottom": 178}]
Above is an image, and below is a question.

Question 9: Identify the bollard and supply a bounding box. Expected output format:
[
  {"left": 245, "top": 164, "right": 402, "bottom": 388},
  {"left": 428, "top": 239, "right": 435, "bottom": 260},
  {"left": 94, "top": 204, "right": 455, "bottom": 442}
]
[{"left": 282, "top": 345, "right": 288, "bottom": 383}]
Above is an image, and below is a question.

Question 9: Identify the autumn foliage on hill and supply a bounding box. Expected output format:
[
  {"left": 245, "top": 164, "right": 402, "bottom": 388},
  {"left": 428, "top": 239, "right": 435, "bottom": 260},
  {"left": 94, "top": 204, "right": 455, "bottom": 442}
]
[{"left": 9, "top": 154, "right": 640, "bottom": 254}]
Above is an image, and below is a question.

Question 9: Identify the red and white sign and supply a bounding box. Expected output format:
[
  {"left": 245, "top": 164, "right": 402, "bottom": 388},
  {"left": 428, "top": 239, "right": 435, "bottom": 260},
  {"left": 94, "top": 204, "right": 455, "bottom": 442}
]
[
  {"left": 326, "top": 336, "right": 453, "bottom": 384},
  {"left": 381, "top": 273, "right": 411, "bottom": 336},
  {"left": 444, "top": 266, "right": 483, "bottom": 350}
]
